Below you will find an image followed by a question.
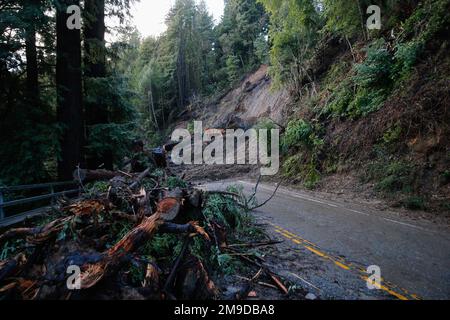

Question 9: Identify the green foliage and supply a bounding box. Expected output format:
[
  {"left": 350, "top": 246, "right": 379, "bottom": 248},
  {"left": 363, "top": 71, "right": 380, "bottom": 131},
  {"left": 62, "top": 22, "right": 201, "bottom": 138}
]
[
  {"left": 86, "top": 123, "right": 136, "bottom": 166},
  {"left": 323, "top": 80, "right": 354, "bottom": 117},
  {"left": 187, "top": 121, "right": 195, "bottom": 134},
  {"left": 0, "top": 0, "right": 61, "bottom": 184},
  {"left": 203, "top": 185, "right": 256, "bottom": 234},
  {"left": 323, "top": 40, "right": 393, "bottom": 119},
  {"left": 139, "top": 233, "right": 180, "bottom": 262},
  {"left": 254, "top": 118, "right": 277, "bottom": 131},
  {"left": 281, "top": 118, "right": 323, "bottom": 188},
  {"left": 303, "top": 163, "right": 321, "bottom": 190},
  {"left": 0, "top": 120, "right": 62, "bottom": 185},
  {"left": 152, "top": 168, "right": 165, "bottom": 178},
  {"left": 199, "top": 184, "right": 263, "bottom": 273},
  {"left": 165, "top": 176, "right": 188, "bottom": 190},
  {"left": 321, "top": 0, "right": 449, "bottom": 119},
  {"left": 216, "top": 0, "right": 268, "bottom": 85},
  {"left": 0, "top": 239, "right": 25, "bottom": 260},
  {"left": 128, "top": 262, "right": 146, "bottom": 286},
  {"left": 282, "top": 119, "right": 323, "bottom": 151},
  {"left": 391, "top": 0, "right": 450, "bottom": 81},
  {"left": 282, "top": 154, "right": 321, "bottom": 189},
  {"left": 254, "top": 118, "right": 278, "bottom": 155},
  {"left": 367, "top": 161, "right": 414, "bottom": 193},
  {"left": 402, "top": 196, "right": 426, "bottom": 211},
  {"left": 399, "top": 0, "right": 450, "bottom": 43},
  {"left": 322, "top": 0, "right": 371, "bottom": 38},
  {"left": 382, "top": 124, "right": 402, "bottom": 145},
  {"left": 225, "top": 55, "right": 241, "bottom": 83},
  {"left": 348, "top": 88, "right": 388, "bottom": 117},
  {"left": 392, "top": 40, "right": 422, "bottom": 80},
  {"left": 258, "top": 0, "right": 321, "bottom": 87},
  {"left": 354, "top": 40, "right": 393, "bottom": 87},
  {"left": 85, "top": 181, "right": 110, "bottom": 197},
  {"left": 56, "top": 220, "right": 77, "bottom": 242}
]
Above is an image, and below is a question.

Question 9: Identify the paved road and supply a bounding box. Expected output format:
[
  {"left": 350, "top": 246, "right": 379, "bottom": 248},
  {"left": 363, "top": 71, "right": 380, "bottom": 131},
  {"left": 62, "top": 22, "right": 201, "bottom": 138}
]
[{"left": 201, "top": 180, "right": 450, "bottom": 300}]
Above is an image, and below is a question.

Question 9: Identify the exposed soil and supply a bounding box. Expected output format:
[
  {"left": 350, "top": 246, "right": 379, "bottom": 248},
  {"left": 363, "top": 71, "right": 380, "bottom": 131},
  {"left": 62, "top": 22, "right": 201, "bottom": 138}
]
[{"left": 174, "top": 38, "right": 449, "bottom": 229}]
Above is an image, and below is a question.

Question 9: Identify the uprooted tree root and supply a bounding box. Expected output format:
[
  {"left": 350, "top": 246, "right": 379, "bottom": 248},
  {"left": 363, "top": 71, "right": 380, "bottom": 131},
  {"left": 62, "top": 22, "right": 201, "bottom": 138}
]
[{"left": 0, "top": 166, "right": 286, "bottom": 300}]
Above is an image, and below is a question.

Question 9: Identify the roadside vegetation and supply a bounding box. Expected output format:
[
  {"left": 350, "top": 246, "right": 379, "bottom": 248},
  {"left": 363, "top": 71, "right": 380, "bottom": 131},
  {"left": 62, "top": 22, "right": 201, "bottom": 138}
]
[
  {"left": 1, "top": 0, "right": 448, "bottom": 212},
  {"left": 258, "top": 0, "right": 449, "bottom": 212}
]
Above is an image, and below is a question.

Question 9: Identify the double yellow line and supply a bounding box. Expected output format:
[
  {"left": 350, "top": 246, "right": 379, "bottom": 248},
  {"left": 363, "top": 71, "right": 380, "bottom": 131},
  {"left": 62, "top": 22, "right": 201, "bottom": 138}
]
[{"left": 270, "top": 222, "right": 420, "bottom": 300}]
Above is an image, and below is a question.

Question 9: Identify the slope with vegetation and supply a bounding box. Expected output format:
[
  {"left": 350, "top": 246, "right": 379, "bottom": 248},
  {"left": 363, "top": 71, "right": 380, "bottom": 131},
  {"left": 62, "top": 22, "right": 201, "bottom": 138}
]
[
  {"left": 1, "top": 0, "right": 448, "bottom": 215},
  {"left": 261, "top": 0, "right": 450, "bottom": 213}
]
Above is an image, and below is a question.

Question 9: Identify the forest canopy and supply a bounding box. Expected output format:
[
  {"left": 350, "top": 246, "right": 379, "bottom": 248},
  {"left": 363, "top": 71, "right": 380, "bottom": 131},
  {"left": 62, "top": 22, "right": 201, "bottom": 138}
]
[{"left": 1, "top": 0, "right": 447, "bottom": 186}]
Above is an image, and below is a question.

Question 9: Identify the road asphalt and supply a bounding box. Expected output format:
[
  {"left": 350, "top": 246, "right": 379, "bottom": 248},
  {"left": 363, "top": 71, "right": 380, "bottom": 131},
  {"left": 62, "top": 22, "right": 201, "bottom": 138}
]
[{"left": 201, "top": 180, "right": 450, "bottom": 300}]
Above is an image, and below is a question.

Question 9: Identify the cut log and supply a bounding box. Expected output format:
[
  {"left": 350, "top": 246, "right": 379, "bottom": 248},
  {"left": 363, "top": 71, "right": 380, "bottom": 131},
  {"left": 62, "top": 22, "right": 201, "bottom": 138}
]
[
  {"left": 73, "top": 169, "right": 120, "bottom": 183},
  {"left": 76, "top": 197, "right": 206, "bottom": 289},
  {"left": 157, "top": 197, "right": 181, "bottom": 221}
]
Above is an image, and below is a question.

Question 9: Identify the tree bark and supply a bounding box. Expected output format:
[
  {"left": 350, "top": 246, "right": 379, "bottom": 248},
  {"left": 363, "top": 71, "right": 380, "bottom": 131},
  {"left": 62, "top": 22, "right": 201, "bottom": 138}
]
[
  {"left": 72, "top": 168, "right": 120, "bottom": 183},
  {"left": 56, "top": 0, "right": 84, "bottom": 180},
  {"left": 83, "top": 0, "right": 112, "bottom": 170}
]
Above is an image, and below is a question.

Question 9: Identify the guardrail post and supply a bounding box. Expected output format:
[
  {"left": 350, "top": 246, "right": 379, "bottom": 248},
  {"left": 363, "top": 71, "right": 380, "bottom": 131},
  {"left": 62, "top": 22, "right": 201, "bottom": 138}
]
[{"left": 0, "top": 190, "right": 4, "bottom": 220}]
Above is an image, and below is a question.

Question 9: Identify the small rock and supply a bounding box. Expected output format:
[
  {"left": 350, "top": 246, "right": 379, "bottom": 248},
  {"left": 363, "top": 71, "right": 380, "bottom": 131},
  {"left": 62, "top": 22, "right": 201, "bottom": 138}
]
[{"left": 305, "top": 293, "right": 317, "bottom": 300}]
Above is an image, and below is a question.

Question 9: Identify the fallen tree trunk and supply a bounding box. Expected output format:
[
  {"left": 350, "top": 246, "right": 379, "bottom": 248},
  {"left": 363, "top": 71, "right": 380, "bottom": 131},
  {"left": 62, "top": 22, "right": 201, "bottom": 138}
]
[{"left": 73, "top": 169, "right": 121, "bottom": 183}]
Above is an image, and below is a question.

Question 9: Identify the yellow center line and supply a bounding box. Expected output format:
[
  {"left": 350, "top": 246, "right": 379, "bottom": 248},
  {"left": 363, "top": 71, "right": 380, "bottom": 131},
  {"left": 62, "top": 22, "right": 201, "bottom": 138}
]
[
  {"left": 360, "top": 276, "right": 408, "bottom": 301},
  {"left": 334, "top": 261, "right": 351, "bottom": 270},
  {"left": 270, "top": 222, "right": 420, "bottom": 300},
  {"left": 305, "top": 245, "right": 329, "bottom": 259}
]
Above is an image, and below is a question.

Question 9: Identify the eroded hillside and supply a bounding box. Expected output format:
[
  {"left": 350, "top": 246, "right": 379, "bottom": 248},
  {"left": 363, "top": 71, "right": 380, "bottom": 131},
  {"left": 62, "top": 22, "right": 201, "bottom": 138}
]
[{"left": 179, "top": 2, "right": 449, "bottom": 218}]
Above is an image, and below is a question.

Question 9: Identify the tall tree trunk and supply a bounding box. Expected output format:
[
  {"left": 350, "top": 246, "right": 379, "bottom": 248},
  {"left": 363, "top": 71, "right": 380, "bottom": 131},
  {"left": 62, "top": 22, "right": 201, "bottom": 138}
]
[
  {"left": 24, "top": 0, "right": 41, "bottom": 108},
  {"left": 56, "top": 0, "right": 84, "bottom": 180},
  {"left": 177, "top": 33, "right": 188, "bottom": 109},
  {"left": 83, "top": 0, "right": 112, "bottom": 170},
  {"left": 25, "top": 11, "right": 39, "bottom": 106}
]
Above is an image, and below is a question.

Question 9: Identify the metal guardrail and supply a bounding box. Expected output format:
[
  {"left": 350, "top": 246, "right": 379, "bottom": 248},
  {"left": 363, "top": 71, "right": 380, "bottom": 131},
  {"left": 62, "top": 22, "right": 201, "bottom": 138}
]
[{"left": 0, "top": 181, "right": 80, "bottom": 221}]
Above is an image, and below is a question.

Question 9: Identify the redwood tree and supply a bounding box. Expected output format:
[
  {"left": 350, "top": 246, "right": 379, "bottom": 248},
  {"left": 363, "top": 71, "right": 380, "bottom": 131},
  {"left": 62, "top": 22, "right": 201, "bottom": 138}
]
[
  {"left": 56, "top": 0, "right": 84, "bottom": 180},
  {"left": 24, "top": 0, "right": 40, "bottom": 106},
  {"left": 83, "top": 0, "right": 113, "bottom": 170}
]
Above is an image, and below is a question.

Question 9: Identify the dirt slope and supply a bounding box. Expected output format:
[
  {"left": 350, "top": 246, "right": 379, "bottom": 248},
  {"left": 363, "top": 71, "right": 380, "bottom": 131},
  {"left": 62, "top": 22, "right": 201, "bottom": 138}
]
[
  {"left": 178, "top": 37, "right": 449, "bottom": 218},
  {"left": 195, "top": 65, "right": 290, "bottom": 129}
]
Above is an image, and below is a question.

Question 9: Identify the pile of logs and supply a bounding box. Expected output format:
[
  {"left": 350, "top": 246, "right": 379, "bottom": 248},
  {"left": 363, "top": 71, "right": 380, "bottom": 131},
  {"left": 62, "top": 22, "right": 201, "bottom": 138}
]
[
  {"left": 0, "top": 148, "right": 286, "bottom": 300},
  {"left": 0, "top": 161, "right": 220, "bottom": 299}
]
